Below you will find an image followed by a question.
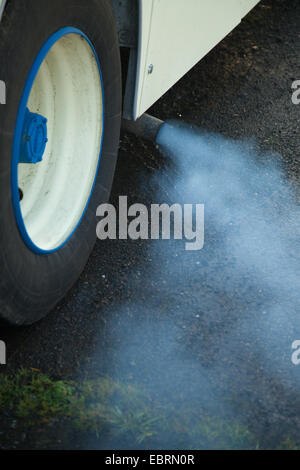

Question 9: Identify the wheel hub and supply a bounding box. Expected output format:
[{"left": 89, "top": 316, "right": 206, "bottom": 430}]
[{"left": 19, "top": 107, "right": 48, "bottom": 164}]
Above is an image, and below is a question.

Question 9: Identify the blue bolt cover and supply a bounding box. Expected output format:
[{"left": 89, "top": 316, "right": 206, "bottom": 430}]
[{"left": 19, "top": 107, "right": 48, "bottom": 164}]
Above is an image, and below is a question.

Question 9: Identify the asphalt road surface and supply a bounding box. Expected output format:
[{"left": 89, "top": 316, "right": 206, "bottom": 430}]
[{"left": 0, "top": 0, "right": 299, "bottom": 450}]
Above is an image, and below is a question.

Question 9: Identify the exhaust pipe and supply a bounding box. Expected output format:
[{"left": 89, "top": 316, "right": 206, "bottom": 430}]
[{"left": 122, "top": 114, "right": 164, "bottom": 143}]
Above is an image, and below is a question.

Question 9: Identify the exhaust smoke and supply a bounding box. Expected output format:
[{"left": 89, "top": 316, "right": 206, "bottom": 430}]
[{"left": 86, "top": 120, "right": 300, "bottom": 450}]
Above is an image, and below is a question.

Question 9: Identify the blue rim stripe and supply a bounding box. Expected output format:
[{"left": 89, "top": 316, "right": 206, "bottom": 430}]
[{"left": 11, "top": 27, "right": 105, "bottom": 255}]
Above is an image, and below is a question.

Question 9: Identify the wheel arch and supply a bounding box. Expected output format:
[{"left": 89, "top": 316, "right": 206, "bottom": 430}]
[
  {"left": 111, "top": 0, "right": 139, "bottom": 120},
  {"left": 0, "top": 0, "right": 141, "bottom": 120}
]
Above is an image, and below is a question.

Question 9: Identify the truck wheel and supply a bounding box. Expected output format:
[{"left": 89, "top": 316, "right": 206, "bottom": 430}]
[{"left": 0, "top": 0, "right": 122, "bottom": 325}]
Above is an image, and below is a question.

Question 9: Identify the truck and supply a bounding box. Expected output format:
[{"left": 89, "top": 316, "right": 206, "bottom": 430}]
[{"left": 0, "top": 0, "right": 260, "bottom": 325}]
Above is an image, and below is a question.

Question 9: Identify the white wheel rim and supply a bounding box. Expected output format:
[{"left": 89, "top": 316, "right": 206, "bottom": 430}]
[{"left": 12, "top": 28, "right": 104, "bottom": 253}]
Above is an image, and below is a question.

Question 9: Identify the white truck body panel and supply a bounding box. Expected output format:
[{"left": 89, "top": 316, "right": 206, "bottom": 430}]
[
  {"left": 0, "top": 0, "right": 260, "bottom": 120},
  {"left": 134, "top": 0, "right": 260, "bottom": 119}
]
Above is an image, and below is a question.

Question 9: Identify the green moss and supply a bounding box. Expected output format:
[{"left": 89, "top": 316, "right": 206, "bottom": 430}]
[
  {"left": 0, "top": 369, "right": 298, "bottom": 450},
  {"left": 276, "top": 437, "right": 300, "bottom": 451},
  {"left": 0, "top": 370, "right": 161, "bottom": 446}
]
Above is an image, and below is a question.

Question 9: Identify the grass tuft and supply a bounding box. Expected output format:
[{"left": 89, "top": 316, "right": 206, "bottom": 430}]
[{"left": 0, "top": 369, "right": 298, "bottom": 450}]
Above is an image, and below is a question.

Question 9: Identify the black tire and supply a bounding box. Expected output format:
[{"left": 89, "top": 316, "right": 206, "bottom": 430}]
[{"left": 0, "top": 0, "right": 122, "bottom": 325}]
